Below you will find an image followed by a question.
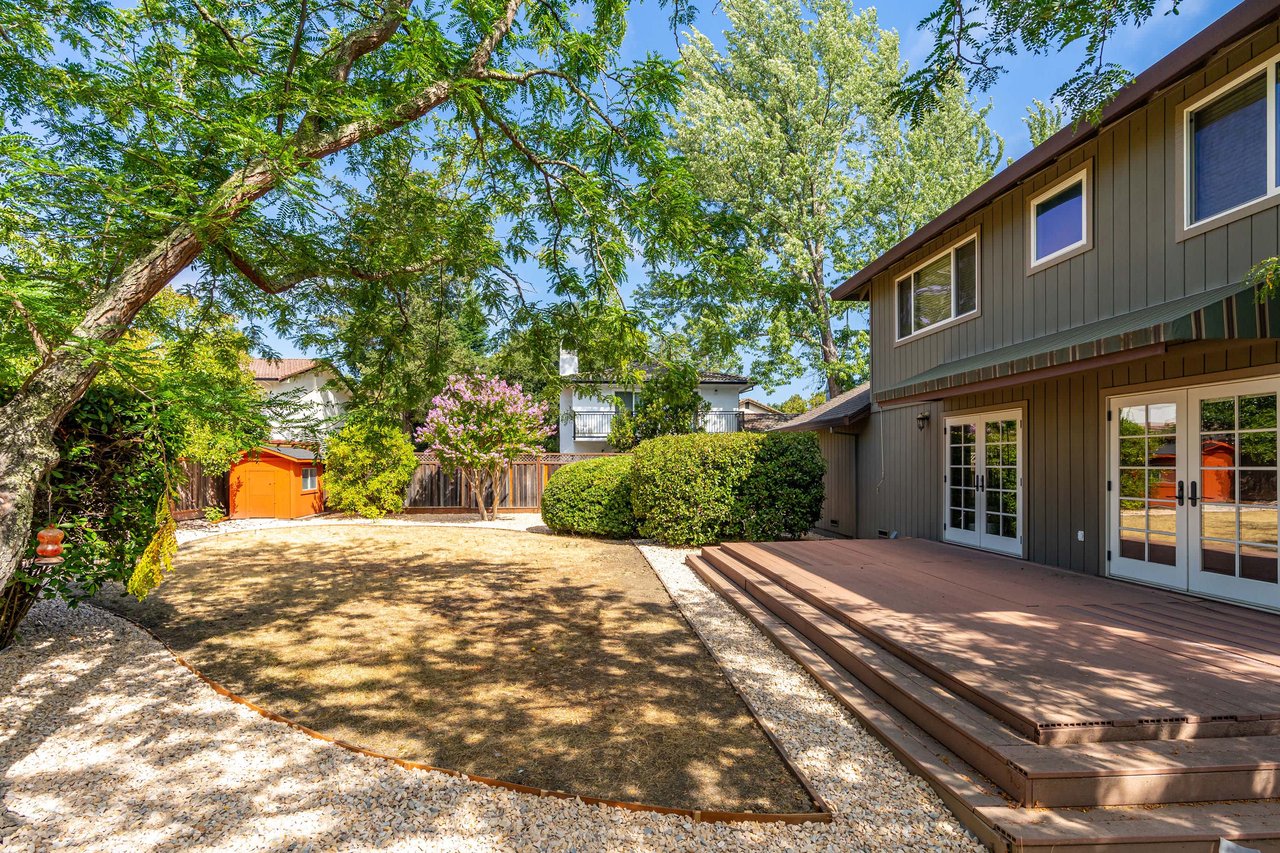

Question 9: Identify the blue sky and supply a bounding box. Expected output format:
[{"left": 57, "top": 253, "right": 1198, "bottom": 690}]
[{"left": 258, "top": 0, "right": 1235, "bottom": 404}]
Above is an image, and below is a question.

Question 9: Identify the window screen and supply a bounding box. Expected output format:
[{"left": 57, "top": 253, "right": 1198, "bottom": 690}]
[
  {"left": 1191, "top": 74, "right": 1267, "bottom": 223},
  {"left": 1034, "top": 180, "right": 1084, "bottom": 260}
]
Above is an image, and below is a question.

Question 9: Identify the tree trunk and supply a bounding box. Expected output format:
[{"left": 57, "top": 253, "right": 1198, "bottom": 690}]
[{"left": 807, "top": 244, "right": 842, "bottom": 400}]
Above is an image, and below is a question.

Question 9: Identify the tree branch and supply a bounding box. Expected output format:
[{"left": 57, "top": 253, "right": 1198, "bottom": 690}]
[
  {"left": 10, "top": 299, "right": 50, "bottom": 360},
  {"left": 219, "top": 244, "right": 444, "bottom": 294}
]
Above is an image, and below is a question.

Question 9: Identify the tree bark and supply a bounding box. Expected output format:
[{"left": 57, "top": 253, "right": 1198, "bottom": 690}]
[
  {"left": 0, "top": 0, "right": 524, "bottom": 594},
  {"left": 806, "top": 243, "right": 842, "bottom": 400}
]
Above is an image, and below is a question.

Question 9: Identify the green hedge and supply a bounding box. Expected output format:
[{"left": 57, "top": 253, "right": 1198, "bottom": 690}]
[
  {"left": 542, "top": 455, "right": 638, "bottom": 539},
  {"left": 630, "top": 432, "right": 825, "bottom": 546}
]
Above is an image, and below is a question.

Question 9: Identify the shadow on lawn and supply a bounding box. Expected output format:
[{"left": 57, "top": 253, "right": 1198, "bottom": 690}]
[{"left": 95, "top": 525, "right": 815, "bottom": 814}]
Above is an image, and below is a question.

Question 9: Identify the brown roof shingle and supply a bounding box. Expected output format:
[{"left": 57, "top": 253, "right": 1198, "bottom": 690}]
[{"left": 247, "top": 358, "right": 321, "bottom": 381}]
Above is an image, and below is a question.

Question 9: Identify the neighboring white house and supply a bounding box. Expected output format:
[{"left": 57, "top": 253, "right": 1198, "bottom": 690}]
[
  {"left": 557, "top": 350, "right": 753, "bottom": 452},
  {"left": 247, "top": 358, "right": 351, "bottom": 441}
]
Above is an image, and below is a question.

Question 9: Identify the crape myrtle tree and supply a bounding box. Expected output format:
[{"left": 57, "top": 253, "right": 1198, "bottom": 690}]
[
  {"left": 646, "top": 0, "right": 1002, "bottom": 400},
  {"left": 0, "top": 0, "right": 695, "bottom": 593},
  {"left": 415, "top": 374, "right": 554, "bottom": 520}
]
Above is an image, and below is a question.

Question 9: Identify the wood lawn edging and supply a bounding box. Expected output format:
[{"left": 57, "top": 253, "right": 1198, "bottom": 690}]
[{"left": 99, "top": 570, "right": 832, "bottom": 826}]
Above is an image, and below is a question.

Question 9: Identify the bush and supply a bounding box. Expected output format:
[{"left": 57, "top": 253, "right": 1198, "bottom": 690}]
[
  {"left": 630, "top": 432, "right": 825, "bottom": 546},
  {"left": 542, "top": 455, "right": 638, "bottom": 539},
  {"left": 324, "top": 421, "right": 419, "bottom": 518}
]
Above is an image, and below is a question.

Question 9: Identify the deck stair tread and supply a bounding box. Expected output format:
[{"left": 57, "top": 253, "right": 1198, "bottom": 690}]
[
  {"left": 698, "top": 546, "right": 1280, "bottom": 805},
  {"left": 718, "top": 540, "right": 1280, "bottom": 739},
  {"left": 686, "top": 553, "right": 1280, "bottom": 851}
]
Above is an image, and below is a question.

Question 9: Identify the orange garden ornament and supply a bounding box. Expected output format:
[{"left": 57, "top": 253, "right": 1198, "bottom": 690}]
[{"left": 35, "top": 526, "right": 65, "bottom": 563}]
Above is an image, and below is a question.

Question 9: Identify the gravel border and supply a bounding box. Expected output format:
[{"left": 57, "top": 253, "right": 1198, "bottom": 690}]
[{"left": 1, "top": 521, "right": 981, "bottom": 852}]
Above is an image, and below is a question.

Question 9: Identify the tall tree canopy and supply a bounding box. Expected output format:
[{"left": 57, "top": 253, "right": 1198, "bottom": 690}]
[
  {"left": 0, "top": 0, "right": 695, "bottom": 593},
  {"left": 896, "top": 0, "right": 1182, "bottom": 121},
  {"left": 645, "top": 0, "right": 1001, "bottom": 398}
]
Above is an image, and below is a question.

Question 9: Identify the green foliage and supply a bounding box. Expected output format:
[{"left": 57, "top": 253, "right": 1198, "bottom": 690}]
[
  {"left": 895, "top": 0, "right": 1176, "bottom": 123},
  {"left": 126, "top": 496, "right": 178, "bottom": 601},
  {"left": 648, "top": 0, "right": 1001, "bottom": 397},
  {"left": 324, "top": 421, "right": 419, "bottom": 519},
  {"left": 542, "top": 455, "right": 638, "bottom": 539},
  {"left": 730, "top": 432, "right": 826, "bottom": 541},
  {"left": 1024, "top": 99, "right": 1066, "bottom": 148},
  {"left": 630, "top": 432, "right": 825, "bottom": 546},
  {"left": 778, "top": 392, "right": 828, "bottom": 414},
  {"left": 607, "top": 408, "right": 639, "bottom": 452},
  {"left": 202, "top": 505, "right": 227, "bottom": 523}
]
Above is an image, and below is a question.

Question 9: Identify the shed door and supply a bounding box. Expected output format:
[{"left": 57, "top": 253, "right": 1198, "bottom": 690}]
[{"left": 242, "top": 465, "right": 279, "bottom": 518}]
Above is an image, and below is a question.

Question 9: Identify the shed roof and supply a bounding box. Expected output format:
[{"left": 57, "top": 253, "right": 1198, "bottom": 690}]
[
  {"left": 772, "top": 384, "right": 871, "bottom": 432},
  {"left": 832, "top": 0, "right": 1280, "bottom": 301}
]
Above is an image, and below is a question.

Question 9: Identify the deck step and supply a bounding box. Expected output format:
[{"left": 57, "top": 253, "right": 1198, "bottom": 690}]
[
  {"left": 717, "top": 541, "right": 1280, "bottom": 745},
  {"left": 687, "top": 554, "right": 1280, "bottom": 852},
  {"left": 694, "top": 547, "right": 1280, "bottom": 809}
]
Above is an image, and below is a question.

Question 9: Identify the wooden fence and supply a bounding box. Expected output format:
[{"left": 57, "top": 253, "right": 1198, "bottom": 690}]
[
  {"left": 404, "top": 453, "right": 613, "bottom": 513},
  {"left": 173, "top": 459, "right": 230, "bottom": 520}
]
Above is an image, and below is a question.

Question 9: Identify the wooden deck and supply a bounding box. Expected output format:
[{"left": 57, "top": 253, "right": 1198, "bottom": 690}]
[{"left": 688, "top": 537, "right": 1280, "bottom": 852}]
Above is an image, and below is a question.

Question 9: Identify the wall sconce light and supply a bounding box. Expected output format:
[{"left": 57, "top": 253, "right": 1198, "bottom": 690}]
[{"left": 916, "top": 411, "right": 931, "bottom": 431}]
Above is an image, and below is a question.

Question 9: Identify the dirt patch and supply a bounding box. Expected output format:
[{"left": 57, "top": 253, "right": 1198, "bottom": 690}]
[{"left": 97, "top": 525, "right": 815, "bottom": 813}]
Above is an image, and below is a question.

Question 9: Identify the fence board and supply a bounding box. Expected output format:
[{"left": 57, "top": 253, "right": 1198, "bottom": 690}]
[
  {"left": 405, "top": 453, "right": 613, "bottom": 511},
  {"left": 174, "top": 460, "right": 229, "bottom": 518}
]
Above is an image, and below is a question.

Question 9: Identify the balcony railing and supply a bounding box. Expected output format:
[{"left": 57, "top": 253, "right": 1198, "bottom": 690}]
[{"left": 572, "top": 409, "right": 744, "bottom": 440}]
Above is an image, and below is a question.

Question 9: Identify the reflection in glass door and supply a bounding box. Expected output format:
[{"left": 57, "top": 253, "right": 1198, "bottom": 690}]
[
  {"left": 1188, "top": 384, "right": 1280, "bottom": 610},
  {"left": 1109, "top": 397, "right": 1187, "bottom": 589},
  {"left": 944, "top": 411, "right": 1022, "bottom": 556}
]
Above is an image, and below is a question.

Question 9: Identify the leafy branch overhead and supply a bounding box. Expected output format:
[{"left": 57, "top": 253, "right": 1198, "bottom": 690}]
[{"left": 896, "top": 0, "right": 1182, "bottom": 122}]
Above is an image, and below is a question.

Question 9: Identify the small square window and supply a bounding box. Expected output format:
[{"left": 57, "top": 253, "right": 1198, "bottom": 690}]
[
  {"left": 1028, "top": 164, "right": 1090, "bottom": 270},
  {"left": 302, "top": 467, "right": 318, "bottom": 491}
]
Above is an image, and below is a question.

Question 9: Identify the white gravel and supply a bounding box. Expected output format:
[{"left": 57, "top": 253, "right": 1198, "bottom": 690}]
[{"left": 1, "top": 519, "right": 981, "bottom": 852}]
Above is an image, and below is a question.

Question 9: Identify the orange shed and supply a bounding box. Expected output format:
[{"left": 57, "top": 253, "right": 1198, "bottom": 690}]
[{"left": 228, "top": 445, "right": 325, "bottom": 519}]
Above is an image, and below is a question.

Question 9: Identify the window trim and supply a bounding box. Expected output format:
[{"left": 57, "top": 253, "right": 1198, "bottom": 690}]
[
  {"left": 1026, "top": 160, "right": 1092, "bottom": 274},
  {"left": 893, "top": 228, "right": 981, "bottom": 345},
  {"left": 1177, "top": 47, "right": 1280, "bottom": 242},
  {"left": 301, "top": 466, "right": 318, "bottom": 493}
]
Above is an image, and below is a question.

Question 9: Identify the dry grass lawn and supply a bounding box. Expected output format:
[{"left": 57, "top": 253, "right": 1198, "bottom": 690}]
[{"left": 98, "top": 525, "right": 815, "bottom": 813}]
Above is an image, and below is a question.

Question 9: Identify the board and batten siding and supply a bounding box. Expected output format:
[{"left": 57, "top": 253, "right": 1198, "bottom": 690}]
[
  {"left": 814, "top": 430, "right": 857, "bottom": 537},
  {"left": 866, "top": 21, "right": 1280, "bottom": 393},
  {"left": 856, "top": 340, "right": 1280, "bottom": 574}
]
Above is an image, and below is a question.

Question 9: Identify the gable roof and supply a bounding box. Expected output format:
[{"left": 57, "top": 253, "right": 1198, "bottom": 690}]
[
  {"left": 741, "top": 397, "right": 784, "bottom": 413},
  {"left": 832, "top": 0, "right": 1280, "bottom": 302},
  {"left": 772, "top": 384, "right": 871, "bottom": 432},
  {"left": 247, "top": 358, "right": 322, "bottom": 381}
]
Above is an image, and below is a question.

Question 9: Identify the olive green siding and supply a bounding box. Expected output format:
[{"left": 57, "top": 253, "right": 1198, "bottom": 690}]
[
  {"left": 867, "top": 22, "right": 1280, "bottom": 393},
  {"left": 855, "top": 341, "right": 1280, "bottom": 573},
  {"left": 814, "top": 430, "right": 857, "bottom": 537}
]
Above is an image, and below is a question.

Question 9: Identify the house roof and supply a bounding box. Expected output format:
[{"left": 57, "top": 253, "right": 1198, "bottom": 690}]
[
  {"left": 772, "top": 384, "right": 872, "bottom": 432},
  {"left": 879, "top": 280, "right": 1265, "bottom": 404},
  {"left": 566, "top": 366, "right": 752, "bottom": 386},
  {"left": 741, "top": 397, "right": 784, "bottom": 414},
  {"left": 831, "top": 0, "right": 1280, "bottom": 302},
  {"left": 247, "top": 358, "right": 322, "bottom": 381},
  {"left": 250, "top": 444, "right": 318, "bottom": 462}
]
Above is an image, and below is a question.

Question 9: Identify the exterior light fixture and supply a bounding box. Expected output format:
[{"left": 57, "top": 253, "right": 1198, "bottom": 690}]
[{"left": 916, "top": 411, "right": 931, "bottom": 431}]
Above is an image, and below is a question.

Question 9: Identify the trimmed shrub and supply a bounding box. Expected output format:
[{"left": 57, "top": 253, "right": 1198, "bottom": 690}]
[
  {"left": 630, "top": 432, "right": 825, "bottom": 546},
  {"left": 542, "top": 455, "right": 638, "bottom": 539},
  {"left": 730, "top": 432, "right": 827, "bottom": 541},
  {"left": 325, "top": 421, "right": 419, "bottom": 518}
]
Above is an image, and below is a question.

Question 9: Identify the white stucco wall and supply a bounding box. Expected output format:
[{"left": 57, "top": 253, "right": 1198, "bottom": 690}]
[
  {"left": 257, "top": 369, "right": 351, "bottom": 441},
  {"left": 558, "top": 383, "right": 748, "bottom": 452}
]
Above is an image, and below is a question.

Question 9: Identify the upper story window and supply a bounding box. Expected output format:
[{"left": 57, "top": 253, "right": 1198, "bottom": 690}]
[
  {"left": 895, "top": 233, "right": 978, "bottom": 341},
  {"left": 1028, "top": 162, "right": 1091, "bottom": 272},
  {"left": 1181, "top": 55, "right": 1280, "bottom": 235}
]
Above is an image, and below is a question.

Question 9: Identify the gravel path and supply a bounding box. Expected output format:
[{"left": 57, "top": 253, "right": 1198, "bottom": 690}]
[{"left": 1, "top": 520, "right": 981, "bottom": 852}]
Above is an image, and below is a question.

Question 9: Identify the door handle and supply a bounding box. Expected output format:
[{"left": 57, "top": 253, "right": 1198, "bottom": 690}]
[
  {"left": 1189, "top": 481, "right": 1199, "bottom": 508},
  {"left": 978, "top": 474, "right": 984, "bottom": 492},
  {"left": 1176, "top": 480, "right": 1185, "bottom": 506}
]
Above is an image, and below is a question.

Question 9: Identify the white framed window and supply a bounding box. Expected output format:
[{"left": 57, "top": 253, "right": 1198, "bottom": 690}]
[
  {"left": 1028, "top": 162, "right": 1091, "bottom": 272},
  {"left": 895, "top": 231, "right": 979, "bottom": 342},
  {"left": 301, "top": 467, "right": 318, "bottom": 491},
  {"left": 1179, "top": 51, "right": 1280, "bottom": 237}
]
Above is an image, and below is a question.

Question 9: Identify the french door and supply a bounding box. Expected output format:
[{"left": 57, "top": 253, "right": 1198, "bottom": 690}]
[
  {"left": 1109, "top": 380, "right": 1280, "bottom": 610},
  {"left": 944, "top": 410, "right": 1023, "bottom": 556}
]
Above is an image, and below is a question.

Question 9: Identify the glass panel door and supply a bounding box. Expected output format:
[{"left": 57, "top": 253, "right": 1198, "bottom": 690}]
[
  {"left": 1188, "top": 383, "right": 1280, "bottom": 610},
  {"left": 1108, "top": 394, "right": 1188, "bottom": 590},
  {"left": 944, "top": 411, "right": 1022, "bottom": 556}
]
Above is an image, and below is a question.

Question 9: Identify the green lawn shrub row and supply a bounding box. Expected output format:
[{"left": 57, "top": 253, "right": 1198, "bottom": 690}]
[
  {"left": 544, "top": 432, "right": 825, "bottom": 546},
  {"left": 542, "top": 454, "right": 639, "bottom": 539}
]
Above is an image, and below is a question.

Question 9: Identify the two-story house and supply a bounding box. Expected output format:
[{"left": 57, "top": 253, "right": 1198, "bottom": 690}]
[
  {"left": 836, "top": 0, "right": 1280, "bottom": 614},
  {"left": 557, "top": 350, "right": 753, "bottom": 452}
]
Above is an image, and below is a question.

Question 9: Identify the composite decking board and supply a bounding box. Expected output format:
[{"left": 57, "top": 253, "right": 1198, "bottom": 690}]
[
  {"left": 690, "top": 553, "right": 1280, "bottom": 849},
  {"left": 1066, "top": 602, "right": 1280, "bottom": 670},
  {"left": 719, "top": 539, "right": 1280, "bottom": 734}
]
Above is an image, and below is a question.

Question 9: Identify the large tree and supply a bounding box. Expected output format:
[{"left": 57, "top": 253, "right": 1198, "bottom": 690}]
[
  {"left": 897, "top": 0, "right": 1182, "bottom": 121},
  {"left": 0, "top": 0, "right": 690, "bottom": 592},
  {"left": 648, "top": 0, "right": 1001, "bottom": 398}
]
